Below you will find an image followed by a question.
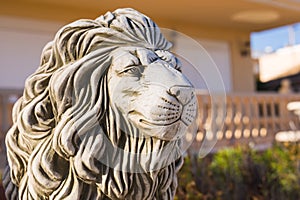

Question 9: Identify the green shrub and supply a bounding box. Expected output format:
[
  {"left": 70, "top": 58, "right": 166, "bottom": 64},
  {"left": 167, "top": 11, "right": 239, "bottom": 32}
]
[
  {"left": 258, "top": 145, "right": 300, "bottom": 199},
  {"left": 175, "top": 144, "right": 300, "bottom": 200}
]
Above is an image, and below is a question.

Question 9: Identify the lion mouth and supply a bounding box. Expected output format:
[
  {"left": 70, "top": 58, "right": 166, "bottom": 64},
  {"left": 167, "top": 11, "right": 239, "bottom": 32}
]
[
  {"left": 130, "top": 112, "right": 192, "bottom": 141},
  {"left": 129, "top": 105, "right": 196, "bottom": 128},
  {"left": 138, "top": 118, "right": 180, "bottom": 127},
  {"left": 129, "top": 111, "right": 179, "bottom": 127},
  {"left": 128, "top": 97, "right": 197, "bottom": 140}
]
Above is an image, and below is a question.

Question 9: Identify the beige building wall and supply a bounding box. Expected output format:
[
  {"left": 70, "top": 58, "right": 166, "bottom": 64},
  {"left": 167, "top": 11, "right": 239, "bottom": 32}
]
[
  {"left": 0, "top": 17, "right": 63, "bottom": 89},
  {"left": 163, "top": 22, "right": 255, "bottom": 92},
  {"left": 0, "top": 16, "right": 255, "bottom": 92}
]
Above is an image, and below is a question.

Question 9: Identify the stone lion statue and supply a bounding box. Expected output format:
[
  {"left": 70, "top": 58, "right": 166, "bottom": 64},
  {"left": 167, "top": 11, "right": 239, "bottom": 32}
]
[{"left": 3, "top": 8, "right": 197, "bottom": 199}]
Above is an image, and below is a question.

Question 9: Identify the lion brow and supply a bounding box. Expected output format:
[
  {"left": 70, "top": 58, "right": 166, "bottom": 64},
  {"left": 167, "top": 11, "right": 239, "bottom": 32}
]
[{"left": 135, "top": 49, "right": 158, "bottom": 65}]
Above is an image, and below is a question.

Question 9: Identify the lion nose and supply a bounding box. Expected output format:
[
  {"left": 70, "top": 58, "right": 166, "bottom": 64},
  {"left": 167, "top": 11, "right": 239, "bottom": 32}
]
[{"left": 169, "top": 86, "right": 194, "bottom": 105}]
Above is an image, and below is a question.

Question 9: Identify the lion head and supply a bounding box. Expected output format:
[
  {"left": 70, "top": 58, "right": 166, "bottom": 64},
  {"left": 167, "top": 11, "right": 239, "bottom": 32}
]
[
  {"left": 3, "top": 8, "right": 197, "bottom": 200},
  {"left": 108, "top": 47, "right": 197, "bottom": 141}
]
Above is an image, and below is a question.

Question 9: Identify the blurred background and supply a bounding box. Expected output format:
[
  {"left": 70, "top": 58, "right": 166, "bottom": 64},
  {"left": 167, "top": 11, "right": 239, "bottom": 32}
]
[{"left": 1, "top": 0, "right": 300, "bottom": 199}]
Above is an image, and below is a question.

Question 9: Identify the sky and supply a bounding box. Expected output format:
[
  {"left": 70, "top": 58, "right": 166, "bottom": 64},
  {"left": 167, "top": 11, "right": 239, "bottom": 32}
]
[{"left": 251, "top": 23, "right": 300, "bottom": 58}]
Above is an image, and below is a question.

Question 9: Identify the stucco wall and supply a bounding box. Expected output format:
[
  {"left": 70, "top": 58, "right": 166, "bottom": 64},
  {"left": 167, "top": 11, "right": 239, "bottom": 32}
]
[
  {"left": 0, "top": 16, "right": 254, "bottom": 92},
  {"left": 0, "top": 17, "right": 63, "bottom": 89}
]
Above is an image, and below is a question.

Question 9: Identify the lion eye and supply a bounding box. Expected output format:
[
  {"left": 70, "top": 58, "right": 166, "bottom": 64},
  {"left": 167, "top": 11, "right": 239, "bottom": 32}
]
[{"left": 123, "top": 66, "right": 143, "bottom": 76}]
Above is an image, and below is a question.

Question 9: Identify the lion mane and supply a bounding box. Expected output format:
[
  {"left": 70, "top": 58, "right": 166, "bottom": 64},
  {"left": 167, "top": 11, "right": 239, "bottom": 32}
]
[{"left": 3, "top": 8, "right": 194, "bottom": 200}]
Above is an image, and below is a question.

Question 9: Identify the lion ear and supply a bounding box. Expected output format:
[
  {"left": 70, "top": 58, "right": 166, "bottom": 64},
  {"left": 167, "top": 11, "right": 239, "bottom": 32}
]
[
  {"left": 96, "top": 11, "right": 115, "bottom": 27},
  {"left": 174, "top": 57, "right": 182, "bottom": 72},
  {"left": 155, "top": 50, "right": 182, "bottom": 71}
]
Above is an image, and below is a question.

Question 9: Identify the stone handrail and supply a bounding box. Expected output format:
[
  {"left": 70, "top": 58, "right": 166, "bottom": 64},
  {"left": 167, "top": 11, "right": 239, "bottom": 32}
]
[
  {"left": 0, "top": 89, "right": 22, "bottom": 134},
  {"left": 0, "top": 89, "right": 22, "bottom": 171},
  {"left": 189, "top": 92, "right": 300, "bottom": 154}
]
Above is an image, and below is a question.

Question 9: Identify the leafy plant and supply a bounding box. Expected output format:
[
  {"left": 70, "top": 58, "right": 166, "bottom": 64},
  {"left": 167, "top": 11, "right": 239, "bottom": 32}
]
[{"left": 175, "top": 144, "right": 300, "bottom": 200}]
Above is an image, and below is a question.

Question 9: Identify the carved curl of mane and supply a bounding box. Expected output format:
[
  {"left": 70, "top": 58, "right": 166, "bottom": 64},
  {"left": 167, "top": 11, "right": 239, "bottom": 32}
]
[{"left": 3, "top": 8, "right": 184, "bottom": 199}]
